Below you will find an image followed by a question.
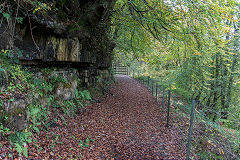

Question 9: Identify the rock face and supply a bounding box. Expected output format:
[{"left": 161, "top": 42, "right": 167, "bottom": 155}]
[
  {"left": 0, "top": 0, "right": 116, "bottom": 130},
  {"left": 0, "top": 0, "right": 116, "bottom": 82}
]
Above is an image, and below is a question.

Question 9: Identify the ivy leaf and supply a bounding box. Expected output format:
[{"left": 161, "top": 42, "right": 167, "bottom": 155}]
[
  {"left": 23, "top": 147, "right": 28, "bottom": 157},
  {"left": 31, "top": 108, "right": 40, "bottom": 116},
  {"left": 75, "top": 89, "right": 79, "bottom": 98},
  {"left": 33, "top": 126, "right": 40, "bottom": 135},
  {"left": 3, "top": 13, "right": 11, "bottom": 19},
  {"left": 78, "top": 140, "right": 84, "bottom": 149},
  {"left": 82, "top": 90, "right": 92, "bottom": 100},
  {"left": 15, "top": 143, "right": 23, "bottom": 155},
  {"left": 0, "top": 66, "right": 4, "bottom": 72},
  {"left": 16, "top": 17, "right": 23, "bottom": 24},
  {"left": 14, "top": 58, "right": 19, "bottom": 63}
]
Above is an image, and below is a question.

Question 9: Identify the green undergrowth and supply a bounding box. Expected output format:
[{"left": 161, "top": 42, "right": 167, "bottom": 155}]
[{"left": 0, "top": 49, "right": 94, "bottom": 158}]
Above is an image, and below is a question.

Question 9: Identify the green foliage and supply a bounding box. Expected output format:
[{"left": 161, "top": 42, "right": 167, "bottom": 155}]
[
  {"left": 0, "top": 5, "right": 23, "bottom": 25},
  {"left": 16, "top": 17, "right": 23, "bottom": 24},
  {"left": 55, "top": 89, "right": 91, "bottom": 116},
  {"left": 0, "top": 124, "right": 10, "bottom": 136},
  {"left": 9, "top": 130, "right": 32, "bottom": 157},
  {"left": 2, "top": 13, "right": 11, "bottom": 20},
  {"left": 78, "top": 135, "right": 95, "bottom": 150},
  {"left": 49, "top": 74, "right": 68, "bottom": 84},
  {"left": 199, "top": 151, "right": 224, "bottom": 160},
  {"left": 79, "top": 90, "right": 92, "bottom": 101},
  {"left": 0, "top": 65, "right": 5, "bottom": 72},
  {"left": 114, "top": 0, "right": 240, "bottom": 131}
]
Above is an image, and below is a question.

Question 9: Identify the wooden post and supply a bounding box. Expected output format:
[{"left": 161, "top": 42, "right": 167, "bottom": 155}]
[
  {"left": 156, "top": 84, "right": 158, "bottom": 101},
  {"left": 166, "top": 90, "right": 171, "bottom": 127},
  {"left": 162, "top": 87, "right": 165, "bottom": 108},
  {"left": 186, "top": 100, "right": 196, "bottom": 160},
  {"left": 152, "top": 81, "right": 154, "bottom": 95},
  {"left": 147, "top": 76, "right": 150, "bottom": 87}
]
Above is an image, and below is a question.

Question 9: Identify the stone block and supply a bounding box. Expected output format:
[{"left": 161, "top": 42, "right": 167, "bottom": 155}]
[{"left": 3, "top": 98, "right": 26, "bottom": 112}]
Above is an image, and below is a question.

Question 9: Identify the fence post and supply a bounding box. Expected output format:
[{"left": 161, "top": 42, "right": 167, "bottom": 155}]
[
  {"left": 142, "top": 78, "right": 145, "bottom": 85},
  {"left": 156, "top": 84, "right": 158, "bottom": 101},
  {"left": 152, "top": 81, "right": 154, "bottom": 95},
  {"left": 166, "top": 90, "right": 171, "bottom": 127},
  {"left": 162, "top": 87, "right": 165, "bottom": 108},
  {"left": 147, "top": 76, "right": 150, "bottom": 87},
  {"left": 186, "top": 100, "right": 196, "bottom": 160}
]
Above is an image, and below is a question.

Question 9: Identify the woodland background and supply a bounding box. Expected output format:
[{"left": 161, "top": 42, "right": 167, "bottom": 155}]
[{"left": 0, "top": 0, "right": 239, "bottom": 159}]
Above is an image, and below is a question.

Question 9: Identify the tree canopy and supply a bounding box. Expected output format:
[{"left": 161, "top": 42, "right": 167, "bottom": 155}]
[{"left": 111, "top": 0, "right": 240, "bottom": 121}]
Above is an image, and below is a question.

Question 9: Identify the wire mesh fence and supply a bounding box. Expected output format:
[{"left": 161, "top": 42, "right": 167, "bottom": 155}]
[{"left": 137, "top": 75, "right": 240, "bottom": 159}]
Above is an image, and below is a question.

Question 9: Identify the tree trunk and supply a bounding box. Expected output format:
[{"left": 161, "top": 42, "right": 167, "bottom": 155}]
[
  {"left": 220, "top": 56, "right": 228, "bottom": 119},
  {"left": 225, "top": 22, "right": 239, "bottom": 111}
]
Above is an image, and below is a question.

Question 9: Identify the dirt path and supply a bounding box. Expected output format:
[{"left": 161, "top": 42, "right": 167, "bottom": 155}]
[
  {"left": 76, "top": 75, "right": 186, "bottom": 159},
  {"left": 2, "top": 75, "right": 188, "bottom": 159}
]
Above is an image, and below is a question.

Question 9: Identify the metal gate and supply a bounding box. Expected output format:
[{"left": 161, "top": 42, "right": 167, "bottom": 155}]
[{"left": 112, "top": 62, "right": 128, "bottom": 75}]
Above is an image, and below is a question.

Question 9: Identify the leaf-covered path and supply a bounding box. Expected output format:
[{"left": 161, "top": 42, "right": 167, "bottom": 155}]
[
  {"left": 2, "top": 75, "right": 188, "bottom": 159},
  {"left": 76, "top": 75, "right": 187, "bottom": 159}
]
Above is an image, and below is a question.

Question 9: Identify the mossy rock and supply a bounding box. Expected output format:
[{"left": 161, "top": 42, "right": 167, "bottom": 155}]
[{"left": 5, "top": 106, "right": 28, "bottom": 131}]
